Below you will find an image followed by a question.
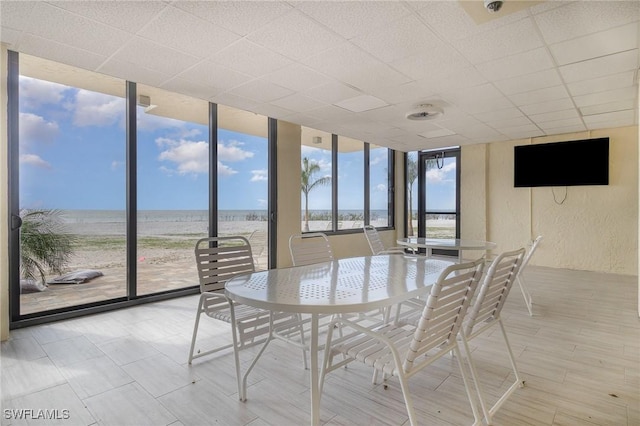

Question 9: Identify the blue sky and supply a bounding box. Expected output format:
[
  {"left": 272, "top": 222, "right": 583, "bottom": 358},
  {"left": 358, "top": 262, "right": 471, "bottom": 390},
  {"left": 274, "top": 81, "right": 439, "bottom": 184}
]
[{"left": 18, "top": 75, "right": 455, "bottom": 212}]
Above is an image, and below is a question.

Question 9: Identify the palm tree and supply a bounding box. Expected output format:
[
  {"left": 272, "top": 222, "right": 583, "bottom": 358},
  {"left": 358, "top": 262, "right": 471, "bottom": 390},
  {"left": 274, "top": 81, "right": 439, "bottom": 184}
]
[
  {"left": 20, "top": 209, "right": 76, "bottom": 285},
  {"left": 406, "top": 155, "right": 418, "bottom": 236},
  {"left": 301, "top": 157, "right": 331, "bottom": 232}
]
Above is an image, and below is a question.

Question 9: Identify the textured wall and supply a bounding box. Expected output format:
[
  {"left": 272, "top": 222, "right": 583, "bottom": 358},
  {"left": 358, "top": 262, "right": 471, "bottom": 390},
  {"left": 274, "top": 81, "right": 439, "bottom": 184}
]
[{"left": 463, "top": 126, "right": 638, "bottom": 275}]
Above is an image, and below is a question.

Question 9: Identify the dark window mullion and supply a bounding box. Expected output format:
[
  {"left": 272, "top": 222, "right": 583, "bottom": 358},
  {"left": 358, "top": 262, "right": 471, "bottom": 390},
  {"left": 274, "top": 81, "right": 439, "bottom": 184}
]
[
  {"left": 268, "top": 118, "right": 277, "bottom": 269},
  {"left": 126, "top": 81, "right": 137, "bottom": 299},
  {"left": 8, "top": 50, "right": 20, "bottom": 321},
  {"left": 331, "top": 134, "right": 338, "bottom": 232},
  {"left": 364, "top": 143, "right": 370, "bottom": 226},
  {"left": 209, "top": 103, "right": 218, "bottom": 237}
]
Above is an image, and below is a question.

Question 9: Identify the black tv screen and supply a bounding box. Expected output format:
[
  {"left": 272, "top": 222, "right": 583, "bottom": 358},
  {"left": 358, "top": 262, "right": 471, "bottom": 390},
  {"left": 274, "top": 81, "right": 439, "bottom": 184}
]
[{"left": 514, "top": 138, "right": 609, "bottom": 187}]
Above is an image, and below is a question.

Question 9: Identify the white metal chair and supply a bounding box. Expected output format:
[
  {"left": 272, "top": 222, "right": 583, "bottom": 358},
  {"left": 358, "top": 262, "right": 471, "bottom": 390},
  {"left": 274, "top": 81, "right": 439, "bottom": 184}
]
[
  {"left": 461, "top": 247, "right": 526, "bottom": 425},
  {"left": 320, "top": 257, "right": 486, "bottom": 426},
  {"left": 289, "top": 232, "right": 334, "bottom": 266},
  {"left": 363, "top": 224, "right": 412, "bottom": 255},
  {"left": 248, "top": 228, "right": 267, "bottom": 270},
  {"left": 516, "top": 235, "right": 542, "bottom": 316},
  {"left": 188, "top": 236, "right": 302, "bottom": 398}
]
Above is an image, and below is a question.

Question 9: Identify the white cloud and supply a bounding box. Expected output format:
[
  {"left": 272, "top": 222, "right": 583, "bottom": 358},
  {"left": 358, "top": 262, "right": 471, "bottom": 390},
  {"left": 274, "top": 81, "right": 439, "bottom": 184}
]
[
  {"left": 251, "top": 169, "right": 268, "bottom": 182},
  {"left": 257, "top": 198, "right": 267, "bottom": 207},
  {"left": 19, "top": 76, "right": 66, "bottom": 107},
  {"left": 371, "top": 154, "right": 386, "bottom": 166},
  {"left": 111, "top": 160, "right": 123, "bottom": 171},
  {"left": 376, "top": 183, "right": 386, "bottom": 192},
  {"left": 20, "top": 154, "right": 51, "bottom": 169},
  {"left": 218, "top": 139, "right": 254, "bottom": 162},
  {"left": 426, "top": 162, "right": 456, "bottom": 183},
  {"left": 302, "top": 145, "right": 331, "bottom": 157},
  {"left": 158, "top": 139, "right": 208, "bottom": 175},
  {"left": 218, "top": 161, "right": 237, "bottom": 176},
  {"left": 73, "top": 89, "right": 125, "bottom": 127},
  {"left": 19, "top": 112, "right": 59, "bottom": 148}
]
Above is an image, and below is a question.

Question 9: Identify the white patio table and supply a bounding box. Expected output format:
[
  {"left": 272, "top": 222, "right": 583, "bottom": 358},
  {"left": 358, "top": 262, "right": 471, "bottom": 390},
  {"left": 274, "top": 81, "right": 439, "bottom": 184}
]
[
  {"left": 396, "top": 237, "right": 496, "bottom": 262},
  {"left": 225, "top": 254, "right": 454, "bottom": 426}
]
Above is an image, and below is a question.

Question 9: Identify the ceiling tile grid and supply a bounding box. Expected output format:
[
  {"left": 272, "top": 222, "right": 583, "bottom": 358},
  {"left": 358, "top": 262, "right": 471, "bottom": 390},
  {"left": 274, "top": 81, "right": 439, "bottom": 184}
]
[{"left": 0, "top": 0, "right": 637, "bottom": 152}]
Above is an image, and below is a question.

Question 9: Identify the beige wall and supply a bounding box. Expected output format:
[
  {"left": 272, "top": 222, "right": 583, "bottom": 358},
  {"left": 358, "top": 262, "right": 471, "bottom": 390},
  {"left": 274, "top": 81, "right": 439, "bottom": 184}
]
[
  {"left": 462, "top": 126, "right": 638, "bottom": 275},
  {"left": 1, "top": 44, "right": 10, "bottom": 341}
]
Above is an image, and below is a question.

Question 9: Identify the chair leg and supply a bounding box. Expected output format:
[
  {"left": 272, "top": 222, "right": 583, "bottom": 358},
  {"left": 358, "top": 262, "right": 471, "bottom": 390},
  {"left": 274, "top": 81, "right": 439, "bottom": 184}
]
[
  {"left": 453, "top": 344, "right": 484, "bottom": 426},
  {"left": 240, "top": 312, "right": 275, "bottom": 402},
  {"left": 227, "top": 300, "right": 243, "bottom": 400},
  {"left": 517, "top": 276, "right": 533, "bottom": 316},
  {"left": 396, "top": 370, "right": 418, "bottom": 426},
  {"left": 188, "top": 296, "right": 205, "bottom": 364},
  {"left": 459, "top": 334, "right": 492, "bottom": 425},
  {"left": 296, "top": 314, "right": 309, "bottom": 370}
]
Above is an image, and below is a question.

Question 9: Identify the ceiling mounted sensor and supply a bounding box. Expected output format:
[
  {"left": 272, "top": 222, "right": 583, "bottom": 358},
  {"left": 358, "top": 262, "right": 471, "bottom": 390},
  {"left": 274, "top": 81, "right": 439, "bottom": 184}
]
[
  {"left": 484, "top": 0, "right": 504, "bottom": 13},
  {"left": 138, "top": 94, "right": 157, "bottom": 113},
  {"left": 405, "top": 104, "right": 444, "bottom": 121},
  {"left": 312, "top": 136, "right": 323, "bottom": 144}
]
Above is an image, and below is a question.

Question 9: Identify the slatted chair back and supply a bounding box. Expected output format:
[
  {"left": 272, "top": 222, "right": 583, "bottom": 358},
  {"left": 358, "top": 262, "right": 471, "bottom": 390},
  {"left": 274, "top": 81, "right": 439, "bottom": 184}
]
[
  {"left": 404, "top": 257, "right": 485, "bottom": 372},
  {"left": 363, "top": 225, "right": 386, "bottom": 255},
  {"left": 520, "top": 235, "right": 542, "bottom": 273},
  {"left": 289, "top": 232, "right": 334, "bottom": 266},
  {"left": 464, "top": 247, "right": 525, "bottom": 338},
  {"left": 195, "top": 236, "right": 255, "bottom": 293}
]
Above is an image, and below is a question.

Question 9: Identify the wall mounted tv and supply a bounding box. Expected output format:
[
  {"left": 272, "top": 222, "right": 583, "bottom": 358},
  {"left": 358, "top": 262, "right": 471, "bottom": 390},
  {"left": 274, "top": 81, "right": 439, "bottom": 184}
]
[{"left": 514, "top": 137, "right": 609, "bottom": 187}]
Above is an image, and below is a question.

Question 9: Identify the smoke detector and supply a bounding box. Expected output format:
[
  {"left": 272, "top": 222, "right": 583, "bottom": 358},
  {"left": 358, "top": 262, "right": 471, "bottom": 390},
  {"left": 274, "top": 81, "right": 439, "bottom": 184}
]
[{"left": 405, "top": 104, "right": 444, "bottom": 121}]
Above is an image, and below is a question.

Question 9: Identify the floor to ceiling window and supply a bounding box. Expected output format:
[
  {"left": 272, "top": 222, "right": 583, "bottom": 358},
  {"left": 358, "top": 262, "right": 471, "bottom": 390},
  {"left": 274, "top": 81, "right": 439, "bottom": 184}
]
[
  {"left": 136, "top": 85, "right": 209, "bottom": 295},
  {"left": 300, "top": 127, "right": 333, "bottom": 232},
  {"left": 16, "top": 54, "right": 127, "bottom": 315},
  {"left": 369, "top": 144, "right": 390, "bottom": 228},
  {"left": 217, "top": 105, "right": 269, "bottom": 270},
  {"left": 337, "top": 136, "right": 364, "bottom": 230}
]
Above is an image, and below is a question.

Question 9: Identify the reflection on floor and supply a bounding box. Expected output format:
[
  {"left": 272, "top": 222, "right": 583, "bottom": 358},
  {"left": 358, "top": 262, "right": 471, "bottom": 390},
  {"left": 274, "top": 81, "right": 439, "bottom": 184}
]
[{"left": 2, "top": 265, "right": 639, "bottom": 425}]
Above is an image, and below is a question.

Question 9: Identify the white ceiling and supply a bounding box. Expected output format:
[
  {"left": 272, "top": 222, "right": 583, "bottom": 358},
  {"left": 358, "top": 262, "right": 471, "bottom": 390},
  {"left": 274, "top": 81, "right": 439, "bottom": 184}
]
[{"left": 1, "top": 0, "right": 638, "bottom": 152}]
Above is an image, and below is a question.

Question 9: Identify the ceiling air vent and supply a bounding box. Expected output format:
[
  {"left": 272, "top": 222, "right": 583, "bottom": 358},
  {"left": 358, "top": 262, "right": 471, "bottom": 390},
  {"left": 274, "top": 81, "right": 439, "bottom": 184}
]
[{"left": 405, "top": 104, "right": 444, "bottom": 121}]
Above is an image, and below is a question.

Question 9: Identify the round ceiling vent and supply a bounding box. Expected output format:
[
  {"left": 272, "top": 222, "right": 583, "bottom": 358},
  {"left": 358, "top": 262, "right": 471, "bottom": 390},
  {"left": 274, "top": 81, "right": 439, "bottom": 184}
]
[{"left": 405, "top": 104, "right": 444, "bottom": 121}]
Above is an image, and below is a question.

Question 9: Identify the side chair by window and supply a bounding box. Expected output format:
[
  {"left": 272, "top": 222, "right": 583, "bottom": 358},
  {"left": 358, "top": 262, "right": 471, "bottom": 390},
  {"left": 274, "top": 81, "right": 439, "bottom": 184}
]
[
  {"left": 188, "top": 236, "right": 302, "bottom": 398},
  {"left": 461, "top": 247, "right": 526, "bottom": 425},
  {"left": 319, "top": 257, "right": 486, "bottom": 426}
]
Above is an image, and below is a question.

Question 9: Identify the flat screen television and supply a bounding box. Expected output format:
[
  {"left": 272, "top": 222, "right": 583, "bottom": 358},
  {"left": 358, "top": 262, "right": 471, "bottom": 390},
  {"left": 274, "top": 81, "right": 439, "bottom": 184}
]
[{"left": 514, "top": 137, "right": 609, "bottom": 187}]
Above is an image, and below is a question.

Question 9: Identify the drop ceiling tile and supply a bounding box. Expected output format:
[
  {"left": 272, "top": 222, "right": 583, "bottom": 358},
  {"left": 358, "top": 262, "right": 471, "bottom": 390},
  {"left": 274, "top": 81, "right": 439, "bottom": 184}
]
[
  {"left": 293, "top": 1, "right": 411, "bottom": 40},
  {"left": 534, "top": 1, "right": 640, "bottom": 44},
  {"left": 1, "top": 26, "right": 22, "bottom": 46},
  {"left": 537, "top": 117, "right": 584, "bottom": 130},
  {"left": 486, "top": 116, "right": 533, "bottom": 129},
  {"left": 160, "top": 77, "right": 221, "bottom": 101},
  {"left": 580, "top": 99, "right": 637, "bottom": 116},
  {"left": 228, "top": 79, "right": 294, "bottom": 103},
  {"left": 263, "top": 64, "right": 333, "bottom": 92},
  {"left": 209, "top": 92, "right": 260, "bottom": 112},
  {"left": 110, "top": 37, "right": 200, "bottom": 77},
  {"left": 415, "top": 1, "right": 529, "bottom": 42},
  {"left": 476, "top": 47, "right": 555, "bottom": 81},
  {"left": 176, "top": 60, "right": 252, "bottom": 92},
  {"left": 529, "top": 109, "right": 580, "bottom": 123},
  {"left": 456, "top": 123, "right": 502, "bottom": 140},
  {"left": 307, "top": 105, "right": 358, "bottom": 122},
  {"left": 210, "top": 39, "right": 292, "bottom": 78},
  {"left": 302, "top": 82, "right": 363, "bottom": 104},
  {"left": 51, "top": 1, "right": 168, "bottom": 34},
  {"left": 574, "top": 87, "right": 637, "bottom": 107},
  {"left": 250, "top": 102, "right": 296, "bottom": 119},
  {"left": 390, "top": 42, "right": 472, "bottom": 81},
  {"left": 419, "top": 128, "right": 456, "bottom": 139},
  {"left": 509, "top": 85, "right": 570, "bottom": 107},
  {"left": 19, "top": 34, "right": 107, "bottom": 72},
  {"left": 499, "top": 124, "right": 545, "bottom": 139},
  {"left": 24, "top": 2, "right": 132, "bottom": 56},
  {"left": 474, "top": 108, "right": 525, "bottom": 122},
  {"left": 586, "top": 117, "right": 637, "bottom": 130},
  {"left": 0, "top": 1, "right": 36, "bottom": 30},
  {"left": 174, "top": 1, "right": 293, "bottom": 37},
  {"left": 138, "top": 6, "right": 240, "bottom": 59},
  {"left": 494, "top": 69, "right": 563, "bottom": 96},
  {"left": 583, "top": 109, "right": 635, "bottom": 125},
  {"left": 541, "top": 124, "right": 588, "bottom": 135},
  {"left": 368, "top": 81, "right": 437, "bottom": 105},
  {"left": 419, "top": 134, "right": 470, "bottom": 147},
  {"left": 559, "top": 49, "right": 639, "bottom": 83},
  {"left": 416, "top": 67, "right": 488, "bottom": 94},
  {"left": 334, "top": 95, "right": 389, "bottom": 113},
  {"left": 247, "top": 10, "right": 345, "bottom": 61},
  {"left": 520, "top": 98, "right": 576, "bottom": 115},
  {"left": 279, "top": 112, "right": 326, "bottom": 128},
  {"left": 351, "top": 14, "right": 440, "bottom": 63},
  {"left": 270, "top": 93, "right": 328, "bottom": 112},
  {"left": 452, "top": 18, "right": 544, "bottom": 64},
  {"left": 567, "top": 71, "right": 636, "bottom": 96},
  {"left": 98, "top": 58, "right": 171, "bottom": 88},
  {"left": 551, "top": 23, "right": 638, "bottom": 66}
]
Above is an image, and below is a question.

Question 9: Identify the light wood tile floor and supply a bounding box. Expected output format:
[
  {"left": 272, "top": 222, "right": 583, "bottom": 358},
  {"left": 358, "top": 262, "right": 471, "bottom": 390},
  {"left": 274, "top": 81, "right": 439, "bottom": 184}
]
[{"left": 1, "top": 265, "right": 638, "bottom": 425}]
